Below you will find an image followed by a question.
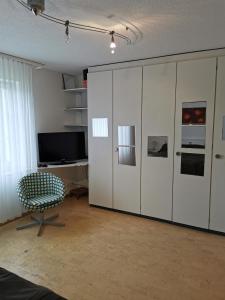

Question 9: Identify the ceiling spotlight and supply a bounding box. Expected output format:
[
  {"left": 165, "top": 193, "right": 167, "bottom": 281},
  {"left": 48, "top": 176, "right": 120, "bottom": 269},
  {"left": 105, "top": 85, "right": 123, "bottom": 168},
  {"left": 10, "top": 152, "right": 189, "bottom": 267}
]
[
  {"left": 111, "top": 49, "right": 115, "bottom": 54},
  {"left": 27, "top": 0, "right": 45, "bottom": 16},
  {"left": 110, "top": 31, "right": 116, "bottom": 49}
]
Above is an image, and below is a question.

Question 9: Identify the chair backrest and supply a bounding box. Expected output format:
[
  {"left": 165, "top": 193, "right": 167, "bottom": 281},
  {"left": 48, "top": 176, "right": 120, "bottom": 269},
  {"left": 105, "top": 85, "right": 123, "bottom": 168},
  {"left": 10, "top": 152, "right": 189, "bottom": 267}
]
[{"left": 18, "top": 172, "right": 64, "bottom": 199}]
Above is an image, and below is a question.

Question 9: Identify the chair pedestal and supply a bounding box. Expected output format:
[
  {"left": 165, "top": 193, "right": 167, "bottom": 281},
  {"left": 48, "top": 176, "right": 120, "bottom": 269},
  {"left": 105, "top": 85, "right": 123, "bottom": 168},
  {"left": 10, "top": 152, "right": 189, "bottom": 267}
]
[{"left": 16, "top": 213, "right": 65, "bottom": 237}]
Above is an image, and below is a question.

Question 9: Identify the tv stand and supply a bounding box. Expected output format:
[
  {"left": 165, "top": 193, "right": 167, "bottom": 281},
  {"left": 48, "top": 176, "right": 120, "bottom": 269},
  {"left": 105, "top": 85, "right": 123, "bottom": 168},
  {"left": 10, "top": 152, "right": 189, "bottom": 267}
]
[
  {"left": 38, "top": 160, "right": 88, "bottom": 195},
  {"left": 47, "top": 160, "right": 78, "bottom": 166}
]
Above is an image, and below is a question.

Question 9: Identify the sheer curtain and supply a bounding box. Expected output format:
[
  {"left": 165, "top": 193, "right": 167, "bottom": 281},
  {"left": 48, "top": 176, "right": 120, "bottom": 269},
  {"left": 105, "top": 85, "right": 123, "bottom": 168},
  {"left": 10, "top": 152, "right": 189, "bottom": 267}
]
[{"left": 0, "top": 56, "right": 37, "bottom": 223}]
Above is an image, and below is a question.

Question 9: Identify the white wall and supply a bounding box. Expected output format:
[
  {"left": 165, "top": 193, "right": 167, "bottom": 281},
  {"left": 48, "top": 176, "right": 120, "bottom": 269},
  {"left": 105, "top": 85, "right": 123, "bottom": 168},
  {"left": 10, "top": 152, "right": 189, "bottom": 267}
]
[
  {"left": 33, "top": 68, "right": 88, "bottom": 185},
  {"left": 33, "top": 68, "right": 71, "bottom": 133},
  {"left": 33, "top": 68, "right": 88, "bottom": 155}
]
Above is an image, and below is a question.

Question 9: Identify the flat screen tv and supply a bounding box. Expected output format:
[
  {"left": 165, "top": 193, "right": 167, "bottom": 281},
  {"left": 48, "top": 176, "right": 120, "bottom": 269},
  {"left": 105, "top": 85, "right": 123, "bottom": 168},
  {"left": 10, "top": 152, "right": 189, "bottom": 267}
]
[{"left": 38, "top": 132, "right": 86, "bottom": 164}]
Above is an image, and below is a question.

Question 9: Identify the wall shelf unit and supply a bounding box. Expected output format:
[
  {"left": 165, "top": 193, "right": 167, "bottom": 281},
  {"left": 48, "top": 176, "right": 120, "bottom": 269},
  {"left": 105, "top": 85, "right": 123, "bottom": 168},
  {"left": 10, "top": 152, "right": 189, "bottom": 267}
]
[
  {"left": 62, "top": 72, "right": 88, "bottom": 156},
  {"left": 181, "top": 124, "right": 206, "bottom": 127},
  {"left": 63, "top": 84, "right": 88, "bottom": 130},
  {"left": 64, "top": 107, "right": 87, "bottom": 111},
  {"left": 64, "top": 124, "right": 88, "bottom": 127},
  {"left": 63, "top": 88, "right": 87, "bottom": 94}
]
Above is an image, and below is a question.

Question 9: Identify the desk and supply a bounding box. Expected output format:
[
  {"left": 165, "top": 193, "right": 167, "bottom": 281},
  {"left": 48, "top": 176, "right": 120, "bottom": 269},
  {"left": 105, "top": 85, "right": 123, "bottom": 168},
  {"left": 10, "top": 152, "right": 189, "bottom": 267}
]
[{"left": 39, "top": 160, "right": 88, "bottom": 194}]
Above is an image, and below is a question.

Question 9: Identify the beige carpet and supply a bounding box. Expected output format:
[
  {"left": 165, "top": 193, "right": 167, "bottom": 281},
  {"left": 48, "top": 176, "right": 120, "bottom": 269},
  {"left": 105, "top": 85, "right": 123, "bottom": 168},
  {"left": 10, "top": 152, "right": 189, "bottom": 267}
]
[{"left": 0, "top": 197, "right": 225, "bottom": 300}]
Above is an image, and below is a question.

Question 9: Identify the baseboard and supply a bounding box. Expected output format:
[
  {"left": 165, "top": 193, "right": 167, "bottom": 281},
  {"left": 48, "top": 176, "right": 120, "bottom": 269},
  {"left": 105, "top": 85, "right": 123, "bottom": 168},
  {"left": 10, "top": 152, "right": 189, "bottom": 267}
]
[
  {"left": 89, "top": 204, "right": 225, "bottom": 237},
  {"left": 0, "top": 211, "right": 31, "bottom": 227}
]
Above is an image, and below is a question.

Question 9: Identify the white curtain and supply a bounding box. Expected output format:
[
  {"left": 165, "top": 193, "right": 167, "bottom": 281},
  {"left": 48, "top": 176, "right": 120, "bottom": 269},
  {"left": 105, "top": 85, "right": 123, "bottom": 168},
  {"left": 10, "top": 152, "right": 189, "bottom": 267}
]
[{"left": 0, "top": 56, "right": 37, "bottom": 224}]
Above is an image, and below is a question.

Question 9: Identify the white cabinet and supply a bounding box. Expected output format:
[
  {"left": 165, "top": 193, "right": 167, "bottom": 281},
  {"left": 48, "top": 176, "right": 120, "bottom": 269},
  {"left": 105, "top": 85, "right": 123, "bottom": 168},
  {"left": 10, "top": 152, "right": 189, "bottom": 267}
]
[
  {"left": 210, "top": 56, "right": 225, "bottom": 233},
  {"left": 113, "top": 67, "right": 142, "bottom": 213},
  {"left": 88, "top": 52, "right": 225, "bottom": 233},
  {"left": 173, "top": 58, "right": 216, "bottom": 228},
  {"left": 141, "top": 63, "right": 176, "bottom": 220},
  {"left": 88, "top": 71, "right": 113, "bottom": 208}
]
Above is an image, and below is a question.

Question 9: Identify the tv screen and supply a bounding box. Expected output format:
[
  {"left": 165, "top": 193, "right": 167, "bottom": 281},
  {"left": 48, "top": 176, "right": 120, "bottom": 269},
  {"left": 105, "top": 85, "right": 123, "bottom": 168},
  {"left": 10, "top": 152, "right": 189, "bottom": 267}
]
[{"left": 38, "top": 132, "right": 86, "bottom": 164}]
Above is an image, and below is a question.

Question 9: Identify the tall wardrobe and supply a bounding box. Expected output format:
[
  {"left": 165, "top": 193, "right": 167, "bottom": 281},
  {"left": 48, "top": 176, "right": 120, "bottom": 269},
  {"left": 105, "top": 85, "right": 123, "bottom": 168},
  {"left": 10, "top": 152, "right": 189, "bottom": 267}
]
[{"left": 88, "top": 50, "right": 225, "bottom": 233}]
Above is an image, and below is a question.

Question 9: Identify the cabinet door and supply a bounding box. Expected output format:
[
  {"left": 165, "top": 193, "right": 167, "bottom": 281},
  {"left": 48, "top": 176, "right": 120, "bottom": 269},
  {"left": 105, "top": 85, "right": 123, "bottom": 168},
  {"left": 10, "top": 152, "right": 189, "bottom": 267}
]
[
  {"left": 210, "top": 56, "right": 225, "bottom": 233},
  {"left": 173, "top": 58, "right": 216, "bottom": 228},
  {"left": 113, "top": 67, "right": 142, "bottom": 213},
  {"left": 141, "top": 63, "right": 176, "bottom": 220},
  {"left": 88, "top": 71, "right": 113, "bottom": 208}
]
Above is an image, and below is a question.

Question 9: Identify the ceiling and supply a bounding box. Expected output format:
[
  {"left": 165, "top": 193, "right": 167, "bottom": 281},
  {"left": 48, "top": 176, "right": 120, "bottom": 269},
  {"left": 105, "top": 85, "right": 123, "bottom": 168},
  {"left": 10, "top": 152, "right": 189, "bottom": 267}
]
[{"left": 1, "top": 0, "right": 225, "bottom": 74}]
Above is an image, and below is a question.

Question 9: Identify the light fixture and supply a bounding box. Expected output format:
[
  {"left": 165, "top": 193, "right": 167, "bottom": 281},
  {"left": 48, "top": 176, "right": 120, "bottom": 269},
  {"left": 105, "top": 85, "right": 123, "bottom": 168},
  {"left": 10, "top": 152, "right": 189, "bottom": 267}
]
[
  {"left": 16, "top": 0, "right": 135, "bottom": 54},
  {"left": 110, "top": 31, "right": 116, "bottom": 54},
  {"left": 27, "top": 0, "right": 44, "bottom": 16},
  {"left": 65, "top": 20, "right": 70, "bottom": 43},
  {"left": 110, "top": 31, "right": 116, "bottom": 49}
]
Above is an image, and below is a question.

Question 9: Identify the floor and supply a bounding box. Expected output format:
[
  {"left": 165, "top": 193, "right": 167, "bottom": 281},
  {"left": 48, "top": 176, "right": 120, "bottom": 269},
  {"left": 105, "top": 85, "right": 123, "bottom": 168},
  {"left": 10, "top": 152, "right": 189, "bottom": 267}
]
[{"left": 1, "top": 198, "right": 225, "bottom": 300}]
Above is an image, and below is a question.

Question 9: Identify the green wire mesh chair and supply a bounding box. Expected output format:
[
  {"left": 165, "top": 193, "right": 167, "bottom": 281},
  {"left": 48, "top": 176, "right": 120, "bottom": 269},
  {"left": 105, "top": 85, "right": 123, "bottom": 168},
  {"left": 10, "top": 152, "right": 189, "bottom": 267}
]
[{"left": 17, "top": 172, "right": 65, "bottom": 236}]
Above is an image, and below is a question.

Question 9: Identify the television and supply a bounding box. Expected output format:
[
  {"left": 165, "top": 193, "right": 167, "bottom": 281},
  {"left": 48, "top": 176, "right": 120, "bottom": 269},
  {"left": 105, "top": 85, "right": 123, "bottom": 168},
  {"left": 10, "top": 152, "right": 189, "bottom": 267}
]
[{"left": 38, "top": 132, "right": 86, "bottom": 164}]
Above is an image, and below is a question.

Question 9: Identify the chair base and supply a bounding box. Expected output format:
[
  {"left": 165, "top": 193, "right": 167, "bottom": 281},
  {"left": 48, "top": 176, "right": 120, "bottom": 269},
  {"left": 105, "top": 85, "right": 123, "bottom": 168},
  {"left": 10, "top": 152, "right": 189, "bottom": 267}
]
[{"left": 16, "top": 213, "right": 65, "bottom": 237}]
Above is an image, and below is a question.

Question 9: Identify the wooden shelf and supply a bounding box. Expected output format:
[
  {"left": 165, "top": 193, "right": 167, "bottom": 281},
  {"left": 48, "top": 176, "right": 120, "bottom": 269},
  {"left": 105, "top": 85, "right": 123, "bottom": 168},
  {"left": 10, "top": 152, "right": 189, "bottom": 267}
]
[
  {"left": 182, "top": 124, "right": 206, "bottom": 127},
  {"left": 64, "top": 107, "right": 87, "bottom": 111},
  {"left": 64, "top": 124, "right": 88, "bottom": 127},
  {"left": 63, "top": 83, "right": 88, "bottom": 129},
  {"left": 39, "top": 160, "right": 88, "bottom": 169},
  {"left": 63, "top": 88, "right": 87, "bottom": 93}
]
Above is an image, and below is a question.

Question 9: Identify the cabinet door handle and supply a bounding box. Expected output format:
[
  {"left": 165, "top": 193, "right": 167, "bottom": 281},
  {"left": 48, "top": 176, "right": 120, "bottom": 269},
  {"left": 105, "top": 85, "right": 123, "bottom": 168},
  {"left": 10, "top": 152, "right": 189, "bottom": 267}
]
[
  {"left": 215, "top": 154, "right": 224, "bottom": 159},
  {"left": 176, "top": 152, "right": 181, "bottom": 156},
  {"left": 115, "top": 147, "right": 119, "bottom": 152}
]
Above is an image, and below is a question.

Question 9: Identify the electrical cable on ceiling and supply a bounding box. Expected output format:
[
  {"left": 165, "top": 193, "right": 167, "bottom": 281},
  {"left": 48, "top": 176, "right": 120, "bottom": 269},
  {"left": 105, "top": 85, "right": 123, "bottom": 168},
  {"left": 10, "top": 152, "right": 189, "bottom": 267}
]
[{"left": 15, "top": 0, "right": 140, "bottom": 54}]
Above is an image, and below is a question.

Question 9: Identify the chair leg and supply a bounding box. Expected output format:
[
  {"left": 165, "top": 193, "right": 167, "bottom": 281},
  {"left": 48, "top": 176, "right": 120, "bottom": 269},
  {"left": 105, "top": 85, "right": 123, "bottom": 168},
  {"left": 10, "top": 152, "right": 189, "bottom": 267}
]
[
  {"left": 17, "top": 221, "right": 39, "bottom": 230},
  {"left": 37, "top": 222, "right": 44, "bottom": 237},
  {"left": 45, "top": 214, "right": 59, "bottom": 222},
  {"left": 44, "top": 221, "right": 65, "bottom": 227},
  {"left": 16, "top": 212, "right": 65, "bottom": 237},
  {"left": 31, "top": 215, "right": 40, "bottom": 222}
]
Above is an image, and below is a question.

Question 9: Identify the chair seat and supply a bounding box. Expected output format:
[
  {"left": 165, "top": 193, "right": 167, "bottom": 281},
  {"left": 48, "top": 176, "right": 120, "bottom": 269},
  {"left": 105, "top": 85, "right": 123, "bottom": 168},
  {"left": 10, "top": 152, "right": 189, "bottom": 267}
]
[{"left": 27, "top": 194, "right": 63, "bottom": 210}]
